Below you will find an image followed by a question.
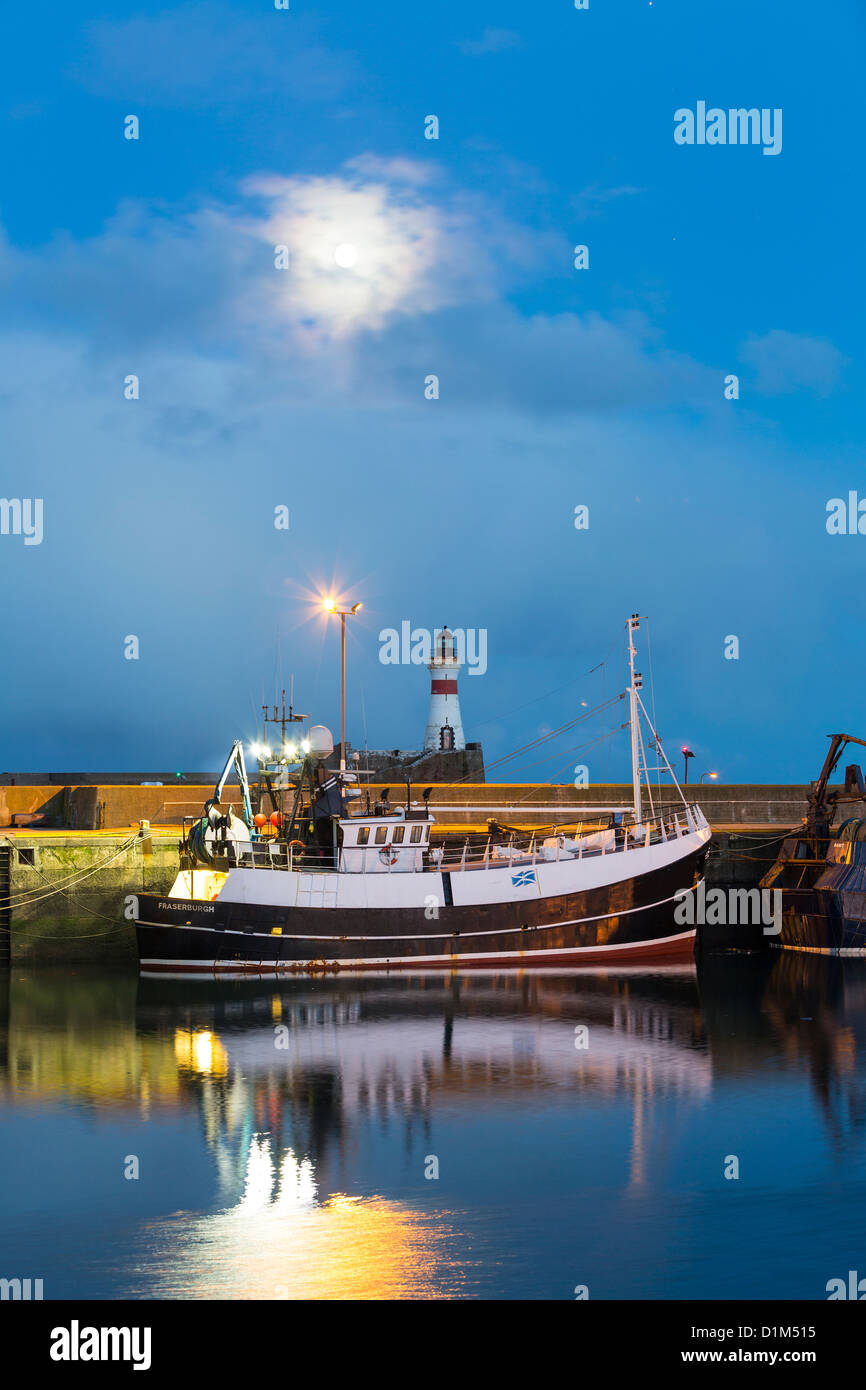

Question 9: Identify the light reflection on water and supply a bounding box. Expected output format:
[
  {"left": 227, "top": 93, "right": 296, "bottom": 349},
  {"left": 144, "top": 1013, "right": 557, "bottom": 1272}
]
[
  {"left": 139, "top": 1189, "right": 468, "bottom": 1301},
  {"left": 2, "top": 954, "right": 866, "bottom": 1299}
]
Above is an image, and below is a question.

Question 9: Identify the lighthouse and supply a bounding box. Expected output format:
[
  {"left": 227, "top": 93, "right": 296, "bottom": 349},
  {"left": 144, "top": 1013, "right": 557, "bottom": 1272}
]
[{"left": 424, "top": 627, "right": 466, "bottom": 752}]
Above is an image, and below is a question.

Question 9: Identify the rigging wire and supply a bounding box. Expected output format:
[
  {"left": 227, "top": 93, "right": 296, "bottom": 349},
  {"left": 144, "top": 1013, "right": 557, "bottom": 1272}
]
[
  {"left": 470, "top": 629, "right": 626, "bottom": 732},
  {"left": 499, "top": 723, "right": 631, "bottom": 799},
  {"left": 0, "top": 835, "right": 139, "bottom": 909},
  {"left": 475, "top": 693, "right": 626, "bottom": 779},
  {"left": 645, "top": 617, "right": 662, "bottom": 805}
]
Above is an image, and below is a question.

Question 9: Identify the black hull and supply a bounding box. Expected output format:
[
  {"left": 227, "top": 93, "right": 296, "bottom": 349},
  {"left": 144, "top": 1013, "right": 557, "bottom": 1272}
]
[
  {"left": 135, "top": 845, "right": 709, "bottom": 973},
  {"left": 771, "top": 840, "right": 866, "bottom": 955}
]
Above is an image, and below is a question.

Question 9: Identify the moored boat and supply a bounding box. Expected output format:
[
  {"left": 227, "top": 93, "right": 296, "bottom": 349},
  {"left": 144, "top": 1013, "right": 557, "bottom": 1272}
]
[
  {"left": 761, "top": 733, "right": 866, "bottom": 955},
  {"left": 133, "top": 616, "right": 711, "bottom": 974}
]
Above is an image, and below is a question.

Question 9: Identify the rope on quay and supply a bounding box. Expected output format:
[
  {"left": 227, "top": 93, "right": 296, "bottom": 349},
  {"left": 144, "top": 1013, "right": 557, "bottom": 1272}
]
[
  {"left": 721, "top": 828, "right": 799, "bottom": 846},
  {"left": 708, "top": 831, "right": 800, "bottom": 861},
  {"left": 0, "top": 832, "right": 145, "bottom": 939},
  {"left": 0, "top": 833, "right": 140, "bottom": 910}
]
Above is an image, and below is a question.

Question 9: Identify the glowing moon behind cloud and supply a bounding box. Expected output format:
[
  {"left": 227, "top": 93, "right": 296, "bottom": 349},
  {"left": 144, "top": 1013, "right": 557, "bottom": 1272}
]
[{"left": 245, "top": 163, "right": 491, "bottom": 342}]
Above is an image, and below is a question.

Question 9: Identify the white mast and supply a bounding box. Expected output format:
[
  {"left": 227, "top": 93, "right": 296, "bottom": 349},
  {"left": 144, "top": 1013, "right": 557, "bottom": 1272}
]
[{"left": 627, "top": 614, "right": 642, "bottom": 824}]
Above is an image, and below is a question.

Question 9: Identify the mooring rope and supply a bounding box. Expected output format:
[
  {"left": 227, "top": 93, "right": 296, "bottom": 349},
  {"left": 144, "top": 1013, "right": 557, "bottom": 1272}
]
[{"left": 0, "top": 833, "right": 139, "bottom": 909}]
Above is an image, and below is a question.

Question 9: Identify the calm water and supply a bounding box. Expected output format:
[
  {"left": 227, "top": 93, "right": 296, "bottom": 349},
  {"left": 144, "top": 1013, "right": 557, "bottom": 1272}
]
[{"left": 1, "top": 952, "right": 865, "bottom": 1300}]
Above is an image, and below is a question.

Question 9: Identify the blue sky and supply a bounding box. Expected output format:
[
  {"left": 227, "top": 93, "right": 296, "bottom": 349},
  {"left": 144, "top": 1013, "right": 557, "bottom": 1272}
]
[{"left": 1, "top": 0, "right": 864, "bottom": 780}]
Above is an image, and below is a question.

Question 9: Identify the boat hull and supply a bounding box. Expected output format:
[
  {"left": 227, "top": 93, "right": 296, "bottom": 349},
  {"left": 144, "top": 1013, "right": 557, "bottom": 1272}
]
[
  {"left": 772, "top": 844, "right": 866, "bottom": 955},
  {"left": 135, "top": 842, "right": 709, "bottom": 974}
]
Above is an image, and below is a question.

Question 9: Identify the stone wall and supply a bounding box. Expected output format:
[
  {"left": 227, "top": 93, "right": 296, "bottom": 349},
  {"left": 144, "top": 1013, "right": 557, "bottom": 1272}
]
[
  {"left": 0, "top": 785, "right": 247, "bottom": 830},
  {"left": 385, "top": 782, "right": 816, "bottom": 829},
  {"left": 0, "top": 777, "right": 823, "bottom": 832},
  {"left": 6, "top": 833, "right": 179, "bottom": 964}
]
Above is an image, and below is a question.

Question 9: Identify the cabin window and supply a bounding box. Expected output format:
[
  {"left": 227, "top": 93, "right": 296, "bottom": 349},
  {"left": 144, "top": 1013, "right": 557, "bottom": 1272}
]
[
  {"left": 410, "top": 825, "right": 423, "bottom": 843},
  {"left": 375, "top": 826, "right": 388, "bottom": 845},
  {"left": 392, "top": 826, "right": 405, "bottom": 844},
  {"left": 357, "top": 827, "right": 369, "bottom": 845}
]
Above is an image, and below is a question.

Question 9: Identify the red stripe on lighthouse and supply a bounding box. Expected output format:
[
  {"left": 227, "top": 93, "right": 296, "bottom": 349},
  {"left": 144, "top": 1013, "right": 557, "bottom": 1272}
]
[{"left": 431, "top": 679, "right": 458, "bottom": 694}]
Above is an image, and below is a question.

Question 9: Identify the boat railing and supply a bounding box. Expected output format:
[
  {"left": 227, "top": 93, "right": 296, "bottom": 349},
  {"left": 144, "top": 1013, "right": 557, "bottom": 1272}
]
[{"left": 191, "top": 803, "right": 706, "bottom": 875}]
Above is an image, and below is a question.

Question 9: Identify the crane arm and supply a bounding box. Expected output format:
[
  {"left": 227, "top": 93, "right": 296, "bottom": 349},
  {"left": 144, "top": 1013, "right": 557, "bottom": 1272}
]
[{"left": 213, "top": 740, "right": 254, "bottom": 826}]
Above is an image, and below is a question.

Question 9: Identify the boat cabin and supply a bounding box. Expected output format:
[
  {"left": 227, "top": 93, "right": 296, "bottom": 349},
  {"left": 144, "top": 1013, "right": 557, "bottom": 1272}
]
[{"left": 339, "top": 808, "right": 433, "bottom": 873}]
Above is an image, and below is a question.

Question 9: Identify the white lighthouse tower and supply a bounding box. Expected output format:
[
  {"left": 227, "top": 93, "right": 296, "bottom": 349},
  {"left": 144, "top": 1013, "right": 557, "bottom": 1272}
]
[{"left": 423, "top": 627, "right": 466, "bottom": 752}]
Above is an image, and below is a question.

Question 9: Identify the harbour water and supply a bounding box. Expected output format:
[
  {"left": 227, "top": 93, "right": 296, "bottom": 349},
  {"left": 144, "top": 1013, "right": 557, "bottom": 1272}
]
[{"left": 1, "top": 952, "right": 865, "bottom": 1300}]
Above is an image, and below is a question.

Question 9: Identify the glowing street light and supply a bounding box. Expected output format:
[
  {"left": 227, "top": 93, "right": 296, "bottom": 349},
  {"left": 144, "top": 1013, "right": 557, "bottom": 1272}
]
[
  {"left": 322, "top": 598, "right": 363, "bottom": 770},
  {"left": 700, "top": 771, "right": 719, "bottom": 784},
  {"left": 681, "top": 746, "right": 695, "bottom": 785}
]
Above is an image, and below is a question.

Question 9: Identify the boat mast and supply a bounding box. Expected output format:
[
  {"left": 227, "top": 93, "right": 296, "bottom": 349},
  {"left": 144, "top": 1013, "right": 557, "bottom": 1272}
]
[{"left": 627, "top": 614, "right": 642, "bottom": 824}]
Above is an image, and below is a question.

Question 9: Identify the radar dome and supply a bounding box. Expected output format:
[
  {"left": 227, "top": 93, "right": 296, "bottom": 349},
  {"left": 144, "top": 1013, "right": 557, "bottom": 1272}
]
[{"left": 308, "top": 725, "right": 334, "bottom": 760}]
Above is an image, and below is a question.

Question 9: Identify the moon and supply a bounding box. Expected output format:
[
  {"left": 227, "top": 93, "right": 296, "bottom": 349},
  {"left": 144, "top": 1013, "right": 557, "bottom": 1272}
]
[{"left": 334, "top": 243, "right": 358, "bottom": 268}]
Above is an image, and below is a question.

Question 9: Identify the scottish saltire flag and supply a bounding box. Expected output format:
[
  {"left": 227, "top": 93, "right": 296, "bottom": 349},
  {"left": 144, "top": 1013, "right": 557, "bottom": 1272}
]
[{"left": 512, "top": 871, "right": 537, "bottom": 887}]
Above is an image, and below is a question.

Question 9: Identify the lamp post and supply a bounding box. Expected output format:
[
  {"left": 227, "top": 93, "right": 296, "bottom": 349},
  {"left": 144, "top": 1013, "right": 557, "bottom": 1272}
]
[
  {"left": 681, "top": 746, "right": 695, "bottom": 785},
  {"left": 699, "top": 771, "right": 718, "bottom": 785},
  {"left": 323, "top": 598, "right": 362, "bottom": 770}
]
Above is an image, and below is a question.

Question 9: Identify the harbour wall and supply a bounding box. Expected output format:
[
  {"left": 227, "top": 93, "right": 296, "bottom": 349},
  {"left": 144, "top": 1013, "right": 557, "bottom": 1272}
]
[
  {"left": 0, "top": 780, "right": 816, "bottom": 831},
  {"left": 1, "top": 833, "right": 179, "bottom": 966}
]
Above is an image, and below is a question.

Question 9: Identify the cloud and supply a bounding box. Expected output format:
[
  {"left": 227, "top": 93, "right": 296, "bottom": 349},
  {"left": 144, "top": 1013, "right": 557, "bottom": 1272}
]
[
  {"left": 0, "top": 159, "right": 515, "bottom": 354},
  {"left": 570, "top": 184, "right": 647, "bottom": 220},
  {"left": 364, "top": 303, "right": 717, "bottom": 414},
  {"left": 0, "top": 155, "right": 730, "bottom": 414},
  {"left": 243, "top": 164, "right": 500, "bottom": 342},
  {"left": 71, "top": 2, "right": 355, "bottom": 106},
  {"left": 738, "top": 330, "right": 846, "bottom": 396},
  {"left": 456, "top": 29, "right": 523, "bottom": 56}
]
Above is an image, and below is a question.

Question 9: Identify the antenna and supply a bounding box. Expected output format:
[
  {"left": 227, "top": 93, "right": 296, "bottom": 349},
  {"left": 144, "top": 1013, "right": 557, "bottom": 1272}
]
[{"left": 627, "top": 615, "right": 642, "bottom": 824}]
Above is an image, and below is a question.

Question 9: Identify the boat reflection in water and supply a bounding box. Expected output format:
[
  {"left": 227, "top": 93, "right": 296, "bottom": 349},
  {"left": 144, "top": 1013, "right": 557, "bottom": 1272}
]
[
  {"left": 122, "top": 968, "right": 709, "bottom": 1297},
  {"left": 4, "top": 957, "right": 866, "bottom": 1297}
]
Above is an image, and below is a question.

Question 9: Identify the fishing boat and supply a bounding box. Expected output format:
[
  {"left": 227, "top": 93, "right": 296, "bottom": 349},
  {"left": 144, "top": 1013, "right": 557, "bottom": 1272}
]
[
  {"left": 133, "top": 616, "right": 711, "bottom": 974},
  {"left": 761, "top": 733, "right": 866, "bottom": 954}
]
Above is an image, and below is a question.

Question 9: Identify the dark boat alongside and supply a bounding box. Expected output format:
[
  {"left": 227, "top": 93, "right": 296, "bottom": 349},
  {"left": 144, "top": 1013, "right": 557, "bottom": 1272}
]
[{"left": 761, "top": 733, "right": 866, "bottom": 954}]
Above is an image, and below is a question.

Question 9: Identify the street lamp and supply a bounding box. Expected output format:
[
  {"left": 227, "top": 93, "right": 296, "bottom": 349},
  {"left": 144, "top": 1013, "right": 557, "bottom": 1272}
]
[
  {"left": 322, "top": 597, "right": 362, "bottom": 770},
  {"left": 700, "top": 771, "right": 718, "bottom": 785},
  {"left": 681, "top": 746, "right": 695, "bottom": 785}
]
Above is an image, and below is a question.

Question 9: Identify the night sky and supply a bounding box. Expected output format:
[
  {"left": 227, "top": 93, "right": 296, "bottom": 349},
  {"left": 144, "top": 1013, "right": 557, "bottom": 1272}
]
[{"left": 1, "top": 1, "right": 863, "bottom": 781}]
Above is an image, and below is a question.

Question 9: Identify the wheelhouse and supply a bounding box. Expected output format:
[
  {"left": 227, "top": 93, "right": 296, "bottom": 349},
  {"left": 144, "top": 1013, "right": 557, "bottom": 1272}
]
[{"left": 339, "top": 809, "right": 433, "bottom": 873}]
